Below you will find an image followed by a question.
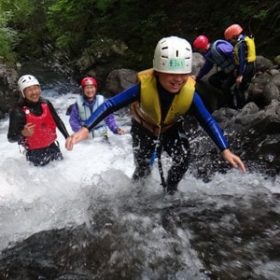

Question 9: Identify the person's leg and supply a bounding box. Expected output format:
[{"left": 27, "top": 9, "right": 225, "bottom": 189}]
[
  {"left": 26, "top": 149, "right": 44, "bottom": 166},
  {"left": 236, "top": 63, "right": 255, "bottom": 108},
  {"left": 130, "top": 120, "right": 156, "bottom": 181},
  {"left": 26, "top": 142, "right": 63, "bottom": 166},
  {"left": 48, "top": 142, "right": 63, "bottom": 162},
  {"left": 26, "top": 148, "right": 52, "bottom": 166},
  {"left": 208, "top": 71, "right": 228, "bottom": 89},
  {"left": 162, "top": 124, "right": 190, "bottom": 194},
  {"left": 209, "top": 71, "right": 233, "bottom": 108},
  {"left": 221, "top": 71, "right": 236, "bottom": 108}
]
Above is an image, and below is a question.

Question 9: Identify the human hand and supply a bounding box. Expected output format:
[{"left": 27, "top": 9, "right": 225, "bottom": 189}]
[
  {"left": 21, "top": 123, "right": 35, "bottom": 137},
  {"left": 222, "top": 149, "right": 246, "bottom": 172},
  {"left": 65, "top": 127, "right": 89, "bottom": 151},
  {"left": 236, "top": 75, "right": 243, "bottom": 85},
  {"left": 116, "top": 127, "right": 125, "bottom": 135}
]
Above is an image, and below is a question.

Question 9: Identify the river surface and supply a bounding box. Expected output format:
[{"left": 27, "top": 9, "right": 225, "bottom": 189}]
[{"left": 0, "top": 69, "right": 279, "bottom": 279}]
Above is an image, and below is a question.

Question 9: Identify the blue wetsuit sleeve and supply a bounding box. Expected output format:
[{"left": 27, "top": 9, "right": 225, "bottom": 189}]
[
  {"left": 84, "top": 84, "right": 140, "bottom": 131},
  {"left": 238, "top": 40, "right": 246, "bottom": 75},
  {"left": 192, "top": 92, "right": 229, "bottom": 151},
  {"left": 196, "top": 58, "right": 213, "bottom": 81}
]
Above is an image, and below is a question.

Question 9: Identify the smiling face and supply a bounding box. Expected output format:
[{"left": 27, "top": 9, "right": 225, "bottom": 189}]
[
  {"left": 156, "top": 72, "right": 189, "bottom": 93},
  {"left": 23, "top": 85, "right": 41, "bottom": 103},
  {"left": 83, "top": 85, "right": 97, "bottom": 101}
]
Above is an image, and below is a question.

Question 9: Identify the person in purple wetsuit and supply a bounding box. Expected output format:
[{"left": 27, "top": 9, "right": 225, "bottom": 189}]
[
  {"left": 193, "top": 35, "right": 236, "bottom": 108},
  {"left": 66, "top": 36, "right": 246, "bottom": 195},
  {"left": 69, "top": 76, "right": 124, "bottom": 140}
]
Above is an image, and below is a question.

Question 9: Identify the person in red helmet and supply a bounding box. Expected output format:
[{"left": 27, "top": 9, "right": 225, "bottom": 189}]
[
  {"left": 193, "top": 35, "right": 236, "bottom": 109},
  {"left": 193, "top": 35, "right": 209, "bottom": 51},
  {"left": 224, "top": 24, "right": 256, "bottom": 108},
  {"left": 69, "top": 76, "right": 124, "bottom": 140}
]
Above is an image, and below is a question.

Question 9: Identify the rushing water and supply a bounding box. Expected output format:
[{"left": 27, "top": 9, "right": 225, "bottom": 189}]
[{"left": 0, "top": 72, "right": 279, "bottom": 279}]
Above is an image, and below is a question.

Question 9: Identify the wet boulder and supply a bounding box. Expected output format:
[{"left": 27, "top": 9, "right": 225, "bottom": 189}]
[
  {"left": 105, "top": 68, "right": 137, "bottom": 95},
  {"left": 255, "top": 55, "right": 274, "bottom": 73},
  {"left": 0, "top": 62, "right": 19, "bottom": 118},
  {"left": 248, "top": 71, "right": 280, "bottom": 107}
]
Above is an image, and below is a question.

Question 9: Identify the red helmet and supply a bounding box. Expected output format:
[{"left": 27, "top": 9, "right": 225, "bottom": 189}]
[
  {"left": 224, "top": 24, "right": 243, "bottom": 40},
  {"left": 193, "top": 35, "right": 209, "bottom": 51},
  {"left": 81, "top": 77, "right": 97, "bottom": 88}
]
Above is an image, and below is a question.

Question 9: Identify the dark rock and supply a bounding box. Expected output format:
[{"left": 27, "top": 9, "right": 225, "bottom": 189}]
[
  {"left": 0, "top": 63, "right": 19, "bottom": 118},
  {"left": 105, "top": 69, "right": 137, "bottom": 95}
]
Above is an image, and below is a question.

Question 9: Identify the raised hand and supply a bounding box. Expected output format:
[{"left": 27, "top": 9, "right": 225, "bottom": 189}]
[{"left": 21, "top": 123, "right": 35, "bottom": 137}]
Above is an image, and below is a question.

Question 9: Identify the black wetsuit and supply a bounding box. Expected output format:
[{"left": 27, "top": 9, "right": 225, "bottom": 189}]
[{"left": 7, "top": 98, "right": 69, "bottom": 166}]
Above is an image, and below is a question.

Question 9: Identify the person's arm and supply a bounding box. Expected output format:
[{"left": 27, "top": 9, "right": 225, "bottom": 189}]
[
  {"left": 196, "top": 58, "right": 214, "bottom": 81},
  {"left": 84, "top": 84, "right": 140, "bottom": 131},
  {"left": 46, "top": 100, "right": 70, "bottom": 139},
  {"left": 7, "top": 107, "right": 26, "bottom": 143},
  {"left": 191, "top": 92, "right": 245, "bottom": 172},
  {"left": 237, "top": 39, "right": 246, "bottom": 76},
  {"left": 192, "top": 92, "right": 229, "bottom": 150},
  {"left": 65, "top": 84, "right": 140, "bottom": 150},
  {"left": 69, "top": 103, "right": 82, "bottom": 132},
  {"left": 104, "top": 114, "right": 119, "bottom": 134}
]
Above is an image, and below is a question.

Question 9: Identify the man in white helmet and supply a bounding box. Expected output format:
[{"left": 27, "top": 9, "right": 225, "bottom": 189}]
[
  {"left": 7, "top": 74, "right": 70, "bottom": 166},
  {"left": 65, "top": 36, "right": 246, "bottom": 194}
]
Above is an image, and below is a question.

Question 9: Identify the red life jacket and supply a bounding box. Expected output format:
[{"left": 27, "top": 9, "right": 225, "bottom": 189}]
[{"left": 23, "top": 103, "right": 57, "bottom": 149}]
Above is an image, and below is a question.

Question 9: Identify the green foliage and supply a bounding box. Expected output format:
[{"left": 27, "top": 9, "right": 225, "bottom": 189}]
[
  {"left": 0, "top": 0, "right": 279, "bottom": 67},
  {"left": 0, "top": 7, "right": 17, "bottom": 63},
  {"left": 253, "top": 9, "right": 269, "bottom": 20},
  {"left": 95, "top": 0, "right": 117, "bottom": 13},
  {"left": 0, "top": 27, "right": 17, "bottom": 62},
  {"left": 47, "top": 0, "right": 96, "bottom": 53},
  {"left": 0, "top": 0, "right": 53, "bottom": 58},
  {"left": 0, "top": 0, "right": 35, "bottom": 26}
]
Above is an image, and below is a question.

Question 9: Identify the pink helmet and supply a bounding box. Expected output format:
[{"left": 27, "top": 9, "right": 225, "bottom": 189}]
[
  {"left": 81, "top": 77, "right": 97, "bottom": 88},
  {"left": 193, "top": 35, "right": 209, "bottom": 51}
]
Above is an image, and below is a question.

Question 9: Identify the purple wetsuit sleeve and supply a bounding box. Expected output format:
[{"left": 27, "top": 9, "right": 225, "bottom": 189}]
[
  {"left": 69, "top": 103, "right": 82, "bottom": 132},
  {"left": 105, "top": 114, "right": 119, "bottom": 133}
]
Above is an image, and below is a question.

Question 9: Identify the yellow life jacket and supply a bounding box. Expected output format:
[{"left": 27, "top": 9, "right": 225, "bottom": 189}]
[
  {"left": 130, "top": 69, "right": 195, "bottom": 135},
  {"left": 234, "top": 36, "right": 256, "bottom": 64}
]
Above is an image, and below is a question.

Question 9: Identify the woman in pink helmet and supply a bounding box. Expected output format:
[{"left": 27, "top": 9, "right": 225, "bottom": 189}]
[{"left": 69, "top": 76, "right": 124, "bottom": 140}]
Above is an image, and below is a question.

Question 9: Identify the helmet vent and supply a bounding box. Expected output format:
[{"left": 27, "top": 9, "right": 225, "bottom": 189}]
[{"left": 153, "top": 36, "right": 192, "bottom": 74}]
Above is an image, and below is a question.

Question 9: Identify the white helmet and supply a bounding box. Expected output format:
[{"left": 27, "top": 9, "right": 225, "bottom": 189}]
[
  {"left": 18, "top": 74, "right": 40, "bottom": 97},
  {"left": 153, "top": 36, "right": 192, "bottom": 74}
]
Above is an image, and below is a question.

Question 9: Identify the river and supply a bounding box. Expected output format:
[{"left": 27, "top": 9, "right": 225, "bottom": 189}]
[{"left": 0, "top": 68, "right": 279, "bottom": 279}]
